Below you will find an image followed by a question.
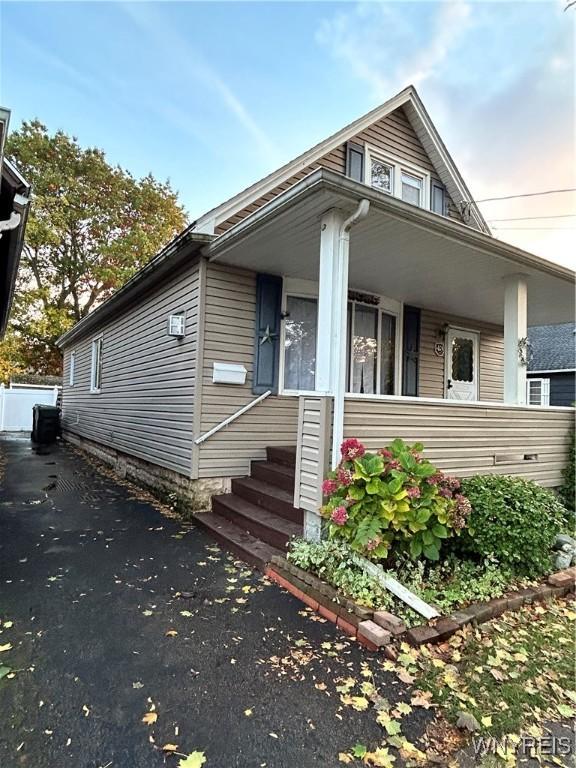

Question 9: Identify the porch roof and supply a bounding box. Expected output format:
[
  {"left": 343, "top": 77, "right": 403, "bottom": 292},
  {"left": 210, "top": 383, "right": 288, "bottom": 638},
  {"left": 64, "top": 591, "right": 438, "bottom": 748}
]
[{"left": 207, "top": 169, "right": 574, "bottom": 327}]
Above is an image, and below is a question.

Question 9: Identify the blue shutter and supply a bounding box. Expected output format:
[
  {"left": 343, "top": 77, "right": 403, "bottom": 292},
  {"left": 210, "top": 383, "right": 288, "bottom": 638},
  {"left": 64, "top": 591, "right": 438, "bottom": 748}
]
[
  {"left": 402, "top": 306, "right": 420, "bottom": 397},
  {"left": 431, "top": 182, "right": 446, "bottom": 216},
  {"left": 346, "top": 141, "right": 365, "bottom": 182},
  {"left": 253, "top": 274, "right": 283, "bottom": 395}
]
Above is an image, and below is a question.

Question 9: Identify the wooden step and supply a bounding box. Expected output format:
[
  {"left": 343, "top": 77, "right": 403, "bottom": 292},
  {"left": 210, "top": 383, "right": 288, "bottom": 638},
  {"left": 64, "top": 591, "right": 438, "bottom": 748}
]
[
  {"left": 232, "top": 476, "right": 303, "bottom": 525},
  {"left": 251, "top": 460, "right": 295, "bottom": 493},
  {"left": 212, "top": 494, "right": 300, "bottom": 550},
  {"left": 265, "top": 445, "right": 297, "bottom": 468},
  {"left": 192, "top": 511, "right": 280, "bottom": 571}
]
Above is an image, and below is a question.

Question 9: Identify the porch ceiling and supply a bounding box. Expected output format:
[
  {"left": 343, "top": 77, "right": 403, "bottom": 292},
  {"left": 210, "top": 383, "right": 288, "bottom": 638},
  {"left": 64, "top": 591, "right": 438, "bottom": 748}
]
[{"left": 207, "top": 171, "right": 575, "bottom": 326}]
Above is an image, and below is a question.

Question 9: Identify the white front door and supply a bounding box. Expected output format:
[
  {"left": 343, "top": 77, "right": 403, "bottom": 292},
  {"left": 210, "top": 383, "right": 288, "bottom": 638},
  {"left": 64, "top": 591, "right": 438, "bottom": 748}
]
[{"left": 445, "top": 328, "right": 479, "bottom": 400}]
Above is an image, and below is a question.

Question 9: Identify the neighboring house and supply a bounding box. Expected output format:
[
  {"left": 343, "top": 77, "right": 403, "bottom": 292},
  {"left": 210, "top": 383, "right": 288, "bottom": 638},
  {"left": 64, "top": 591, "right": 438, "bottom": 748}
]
[
  {"left": 527, "top": 324, "right": 575, "bottom": 407},
  {"left": 56, "top": 86, "right": 575, "bottom": 566},
  {"left": 0, "top": 108, "right": 31, "bottom": 338}
]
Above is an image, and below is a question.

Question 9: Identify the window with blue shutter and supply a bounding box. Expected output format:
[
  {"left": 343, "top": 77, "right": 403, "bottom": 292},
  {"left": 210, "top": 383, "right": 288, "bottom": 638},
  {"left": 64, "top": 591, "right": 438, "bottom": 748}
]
[{"left": 253, "top": 274, "right": 283, "bottom": 395}]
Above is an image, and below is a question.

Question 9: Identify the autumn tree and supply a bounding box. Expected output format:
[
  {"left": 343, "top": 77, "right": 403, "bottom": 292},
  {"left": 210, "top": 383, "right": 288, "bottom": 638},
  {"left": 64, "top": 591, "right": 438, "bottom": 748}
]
[{"left": 1, "top": 120, "right": 187, "bottom": 377}]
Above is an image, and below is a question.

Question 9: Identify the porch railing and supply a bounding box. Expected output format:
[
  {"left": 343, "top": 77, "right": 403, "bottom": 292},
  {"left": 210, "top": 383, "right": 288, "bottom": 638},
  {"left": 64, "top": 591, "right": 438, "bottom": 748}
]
[
  {"left": 293, "top": 395, "right": 332, "bottom": 540},
  {"left": 344, "top": 396, "right": 574, "bottom": 487}
]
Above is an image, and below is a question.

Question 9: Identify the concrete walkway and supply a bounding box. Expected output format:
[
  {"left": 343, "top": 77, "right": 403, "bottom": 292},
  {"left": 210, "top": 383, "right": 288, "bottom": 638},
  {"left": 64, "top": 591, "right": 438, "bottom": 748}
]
[{"left": 0, "top": 436, "right": 429, "bottom": 768}]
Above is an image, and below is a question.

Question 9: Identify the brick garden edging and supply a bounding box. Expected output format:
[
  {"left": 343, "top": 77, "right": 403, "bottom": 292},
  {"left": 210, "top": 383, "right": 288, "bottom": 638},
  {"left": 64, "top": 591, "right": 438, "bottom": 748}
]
[{"left": 265, "top": 556, "right": 576, "bottom": 651}]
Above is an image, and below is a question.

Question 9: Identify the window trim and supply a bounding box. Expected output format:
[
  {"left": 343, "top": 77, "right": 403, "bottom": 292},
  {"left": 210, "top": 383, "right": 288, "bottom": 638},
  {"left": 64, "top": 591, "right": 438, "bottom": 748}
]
[
  {"left": 69, "top": 351, "right": 76, "bottom": 387},
  {"left": 90, "top": 335, "right": 103, "bottom": 394},
  {"left": 526, "top": 377, "right": 550, "bottom": 406},
  {"left": 364, "top": 145, "right": 431, "bottom": 209}
]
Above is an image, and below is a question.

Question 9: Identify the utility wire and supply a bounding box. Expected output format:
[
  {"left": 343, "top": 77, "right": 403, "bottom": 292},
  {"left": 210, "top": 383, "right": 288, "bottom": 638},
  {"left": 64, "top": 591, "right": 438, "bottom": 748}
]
[
  {"left": 487, "top": 214, "right": 576, "bottom": 222},
  {"left": 476, "top": 188, "right": 576, "bottom": 203},
  {"left": 491, "top": 226, "right": 576, "bottom": 231}
]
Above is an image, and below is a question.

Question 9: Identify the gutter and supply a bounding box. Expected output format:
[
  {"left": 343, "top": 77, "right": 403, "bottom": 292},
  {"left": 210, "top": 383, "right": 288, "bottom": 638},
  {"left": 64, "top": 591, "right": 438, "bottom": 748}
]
[{"left": 56, "top": 230, "right": 214, "bottom": 348}]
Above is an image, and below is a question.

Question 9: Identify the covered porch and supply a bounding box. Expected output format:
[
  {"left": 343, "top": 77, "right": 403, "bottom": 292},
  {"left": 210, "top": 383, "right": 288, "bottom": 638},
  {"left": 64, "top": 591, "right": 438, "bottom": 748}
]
[{"left": 206, "top": 169, "right": 574, "bottom": 538}]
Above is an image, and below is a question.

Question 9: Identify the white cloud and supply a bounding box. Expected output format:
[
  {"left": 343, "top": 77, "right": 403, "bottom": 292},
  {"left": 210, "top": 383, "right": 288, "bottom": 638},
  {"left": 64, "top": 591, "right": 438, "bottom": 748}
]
[{"left": 316, "top": 0, "right": 472, "bottom": 99}]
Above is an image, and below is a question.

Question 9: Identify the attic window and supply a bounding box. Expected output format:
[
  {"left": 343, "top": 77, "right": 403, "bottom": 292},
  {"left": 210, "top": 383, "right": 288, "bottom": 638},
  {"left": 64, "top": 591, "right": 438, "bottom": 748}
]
[
  {"left": 370, "top": 160, "right": 393, "bottom": 194},
  {"left": 401, "top": 172, "right": 423, "bottom": 206}
]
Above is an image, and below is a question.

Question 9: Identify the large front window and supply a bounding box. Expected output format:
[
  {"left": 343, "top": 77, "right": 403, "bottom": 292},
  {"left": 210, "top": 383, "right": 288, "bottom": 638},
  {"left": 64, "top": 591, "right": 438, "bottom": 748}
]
[{"left": 283, "top": 294, "right": 398, "bottom": 394}]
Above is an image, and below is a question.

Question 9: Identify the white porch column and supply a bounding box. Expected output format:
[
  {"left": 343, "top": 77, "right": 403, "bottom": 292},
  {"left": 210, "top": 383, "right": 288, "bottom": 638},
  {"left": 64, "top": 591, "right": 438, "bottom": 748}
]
[
  {"left": 503, "top": 274, "right": 528, "bottom": 404},
  {"left": 315, "top": 201, "right": 370, "bottom": 468}
]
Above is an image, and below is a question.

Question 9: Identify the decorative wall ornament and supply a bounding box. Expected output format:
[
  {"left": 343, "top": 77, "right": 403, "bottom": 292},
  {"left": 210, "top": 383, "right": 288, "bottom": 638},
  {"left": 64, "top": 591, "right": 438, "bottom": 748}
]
[
  {"left": 434, "top": 342, "right": 445, "bottom": 357},
  {"left": 518, "top": 337, "right": 532, "bottom": 367},
  {"left": 348, "top": 290, "right": 380, "bottom": 306}
]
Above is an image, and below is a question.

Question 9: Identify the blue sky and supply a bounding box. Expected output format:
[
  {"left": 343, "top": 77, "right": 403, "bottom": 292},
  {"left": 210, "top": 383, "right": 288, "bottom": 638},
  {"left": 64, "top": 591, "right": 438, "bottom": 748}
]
[{"left": 1, "top": 1, "right": 574, "bottom": 266}]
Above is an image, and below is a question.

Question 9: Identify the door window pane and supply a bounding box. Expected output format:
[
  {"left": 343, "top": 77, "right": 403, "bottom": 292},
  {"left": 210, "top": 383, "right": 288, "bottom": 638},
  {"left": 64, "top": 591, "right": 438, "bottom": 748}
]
[
  {"left": 284, "top": 296, "right": 317, "bottom": 390},
  {"left": 451, "top": 337, "right": 474, "bottom": 382},
  {"left": 401, "top": 172, "right": 422, "bottom": 206},
  {"left": 351, "top": 305, "right": 378, "bottom": 394},
  {"left": 380, "top": 312, "right": 396, "bottom": 395}
]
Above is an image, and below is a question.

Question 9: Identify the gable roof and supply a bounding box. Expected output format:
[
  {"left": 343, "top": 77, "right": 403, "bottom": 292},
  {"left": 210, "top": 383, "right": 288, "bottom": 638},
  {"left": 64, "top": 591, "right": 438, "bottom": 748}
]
[
  {"left": 528, "top": 323, "right": 576, "bottom": 372},
  {"left": 194, "top": 85, "right": 489, "bottom": 235}
]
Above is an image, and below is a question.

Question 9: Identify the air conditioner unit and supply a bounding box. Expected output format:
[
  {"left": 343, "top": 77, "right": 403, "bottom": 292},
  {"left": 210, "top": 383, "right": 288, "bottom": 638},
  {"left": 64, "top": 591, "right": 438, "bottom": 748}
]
[{"left": 167, "top": 314, "right": 185, "bottom": 337}]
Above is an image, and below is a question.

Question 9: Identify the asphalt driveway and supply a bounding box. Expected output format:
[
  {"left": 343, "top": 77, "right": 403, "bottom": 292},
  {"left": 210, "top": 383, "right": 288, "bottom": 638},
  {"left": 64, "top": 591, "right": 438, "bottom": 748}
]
[{"left": 0, "top": 436, "right": 429, "bottom": 768}]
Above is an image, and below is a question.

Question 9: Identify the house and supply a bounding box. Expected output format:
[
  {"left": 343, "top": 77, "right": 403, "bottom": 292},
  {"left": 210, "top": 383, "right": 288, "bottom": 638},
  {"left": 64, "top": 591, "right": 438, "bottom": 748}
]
[
  {"left": 0, "top": 107, "right": 31, "bottom": 338},
  {"left": 56, "top": 86, "right": 575, "bottom": 567},
  {"left": 527, "top": 323, "right": 575, "bottom": 407}
]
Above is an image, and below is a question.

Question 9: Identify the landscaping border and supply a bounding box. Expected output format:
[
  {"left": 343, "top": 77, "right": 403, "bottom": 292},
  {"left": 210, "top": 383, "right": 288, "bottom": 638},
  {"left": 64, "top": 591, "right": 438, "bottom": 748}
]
[{"left": 265, "top": 556, "right": 575, "bottom": 651}]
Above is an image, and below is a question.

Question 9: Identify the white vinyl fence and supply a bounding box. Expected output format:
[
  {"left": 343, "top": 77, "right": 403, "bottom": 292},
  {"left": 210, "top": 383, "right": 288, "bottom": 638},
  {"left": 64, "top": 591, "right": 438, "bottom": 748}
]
[{"left": 0, "top": 384, "right": 59, "bottom": 432}]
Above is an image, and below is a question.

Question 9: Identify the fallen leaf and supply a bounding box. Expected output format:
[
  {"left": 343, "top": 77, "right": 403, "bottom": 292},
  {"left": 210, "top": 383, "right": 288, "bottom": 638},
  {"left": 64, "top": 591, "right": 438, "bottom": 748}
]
[
  {"left": 142, "top": 712, "right": 158, "bottom": 726},
  {"left": 165, "top": 630, "right": 178, "bottom": 637},
  {"left": 179, "top": 752, "right": 206, "bottom": 768},
  {"left": 162, "top": 744, "right": 178, "bottom": 752},
  {"left": 456, "top": 711, "right": 480, "bottom": 732},
  {"left": 180, "top": 611, "right": 193, "bottom": 618},
  {"left": 0, "top": 665, "right": 12, "bottom": 680},
  {"left": 244, "top": 708, "right": 253, "bottom": 717},
  {"left": 0, "top": 644, "right": 12, "bottom": 653}
]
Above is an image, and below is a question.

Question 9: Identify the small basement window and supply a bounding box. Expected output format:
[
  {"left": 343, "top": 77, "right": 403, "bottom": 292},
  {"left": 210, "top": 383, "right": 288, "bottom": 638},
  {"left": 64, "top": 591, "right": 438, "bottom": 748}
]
[
  {"left": 526, "top": 377, "right": 550, "bottom": 406},
  {"left": 90, "top": 336, "right": 103, "bottom": 393}
]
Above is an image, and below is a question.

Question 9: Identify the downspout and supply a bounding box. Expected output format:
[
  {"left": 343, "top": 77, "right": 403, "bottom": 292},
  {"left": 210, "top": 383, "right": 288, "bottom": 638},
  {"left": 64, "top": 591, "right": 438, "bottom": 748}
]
[{"left": 331, "top": 198, "right": 370, "bottom": 467}]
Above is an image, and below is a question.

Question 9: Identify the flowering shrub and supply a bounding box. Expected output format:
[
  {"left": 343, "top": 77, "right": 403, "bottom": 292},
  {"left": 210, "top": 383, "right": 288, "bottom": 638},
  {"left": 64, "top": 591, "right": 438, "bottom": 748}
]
[{"left": 320, "top": 438, "right": 471, "bottom": 561}]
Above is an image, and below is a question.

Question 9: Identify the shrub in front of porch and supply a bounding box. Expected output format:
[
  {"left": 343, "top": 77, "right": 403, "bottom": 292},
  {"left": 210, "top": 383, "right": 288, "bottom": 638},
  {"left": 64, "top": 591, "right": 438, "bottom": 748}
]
[
  {"left": 456, "top": 474, "right": 568, "bottom": 578},
  {"left": 320, "top": 437, "right": 471, "bottom": 562}
]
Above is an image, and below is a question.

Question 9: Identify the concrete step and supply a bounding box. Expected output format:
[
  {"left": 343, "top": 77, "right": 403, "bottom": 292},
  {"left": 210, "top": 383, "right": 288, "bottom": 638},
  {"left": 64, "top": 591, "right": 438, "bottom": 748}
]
[
  {"left": 192, "top": 511, "right": 281, "bottom": 571},
  {"left": 232, "top": 476, "right": 303, "bottom": 525},
  {"left": 265, "top": 445, "right": 297, "bottom": 468},
  {"left": 251, "top": 460, "right": 295, "bottom": 493},
  {"left": 212, "top": 493, "right": 300, "bottom": 551}
]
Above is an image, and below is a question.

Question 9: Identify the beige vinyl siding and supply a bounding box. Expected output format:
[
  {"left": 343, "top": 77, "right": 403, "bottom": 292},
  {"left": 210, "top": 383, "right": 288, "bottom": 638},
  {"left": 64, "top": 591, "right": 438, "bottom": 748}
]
[
  {"left": 418, "top": 309, "right": 504, "bottom": 401},
  {"left": 216, "top": 107, "right": 462, "bottom": 234},
  {"left": 344, "top": 397, "right": 573, "bottom": 487},
  {"left": 197, "top": 262, "right": 299, "bottom": 478},
  {"left": 61, "top": 260, "right": 200, "bottom": 475},
  {"left": 294, "top": 396, "right": 331, "bottom": 513}
]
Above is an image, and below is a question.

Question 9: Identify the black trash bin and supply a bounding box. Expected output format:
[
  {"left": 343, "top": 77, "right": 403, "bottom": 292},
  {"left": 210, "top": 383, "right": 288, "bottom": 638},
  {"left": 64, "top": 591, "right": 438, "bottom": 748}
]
[{"left": 31, "top": 404, "right": 61, "bottom": 444}]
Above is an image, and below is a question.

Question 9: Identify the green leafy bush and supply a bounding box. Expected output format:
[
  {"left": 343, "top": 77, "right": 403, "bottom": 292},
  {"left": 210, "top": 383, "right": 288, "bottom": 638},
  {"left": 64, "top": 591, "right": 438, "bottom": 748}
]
[
  {"left": 320, "top": 438, "right": 471, "bottom": 561},
  {"left": 560, "top": 429, "right": 575, "bottom": 513},
  {"left": 458, "top": 474, "right": 567, "bottom": 577}
]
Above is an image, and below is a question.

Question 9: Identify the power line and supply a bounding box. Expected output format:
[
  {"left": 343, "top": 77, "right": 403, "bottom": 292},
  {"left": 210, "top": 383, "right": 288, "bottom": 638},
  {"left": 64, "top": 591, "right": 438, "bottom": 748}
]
[
  {"left": 476, "top": 188, "right": 576, "bottom": 203},
  {"left": 488, "top": 214, "right": 576, "bottom": 222},
  {"left": 491, "top": 226, "right": 576, "bottom": 231}
]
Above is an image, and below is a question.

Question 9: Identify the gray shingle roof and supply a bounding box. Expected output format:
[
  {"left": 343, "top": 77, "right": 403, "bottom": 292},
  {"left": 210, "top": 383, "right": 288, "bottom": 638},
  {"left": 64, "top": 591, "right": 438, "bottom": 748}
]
[{"left": 528, "top": 323, "right": 576, "bottom": 371}]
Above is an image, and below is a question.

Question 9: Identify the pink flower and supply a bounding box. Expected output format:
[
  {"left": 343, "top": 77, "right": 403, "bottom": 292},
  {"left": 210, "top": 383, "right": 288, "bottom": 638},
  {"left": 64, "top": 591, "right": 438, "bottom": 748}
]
[
  {"left": 336, "top": 466, "right": 353, "bottom": 486},
  {"left": 386, "top": 459, "right": 401, "bottom": 471},
  {"left": 446, "top": 476, "right": 461, "bottom": 491},
  {"left": 330, "top": 506, "right": 348, "bottom": 526},
  {"left": 322, "top": 479, "right": 338, "bottom": 496},
  {"left": 426, "top": 472, "right": 444, "bottom": 486},
  {"left": 365, "top": 536, "right": 381, "bottom": 551},
  {"left": 340, "top": 438, "right": 366, "bottom": 462},
  {"left": 406, "top": 486, "right": 421, "bottom": 499},
  {"left": 439, "top": 487, "right": 452, "bottom": 499},
  {"left": 379, "top": 448, "right": 393, "bottom": 459}
]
